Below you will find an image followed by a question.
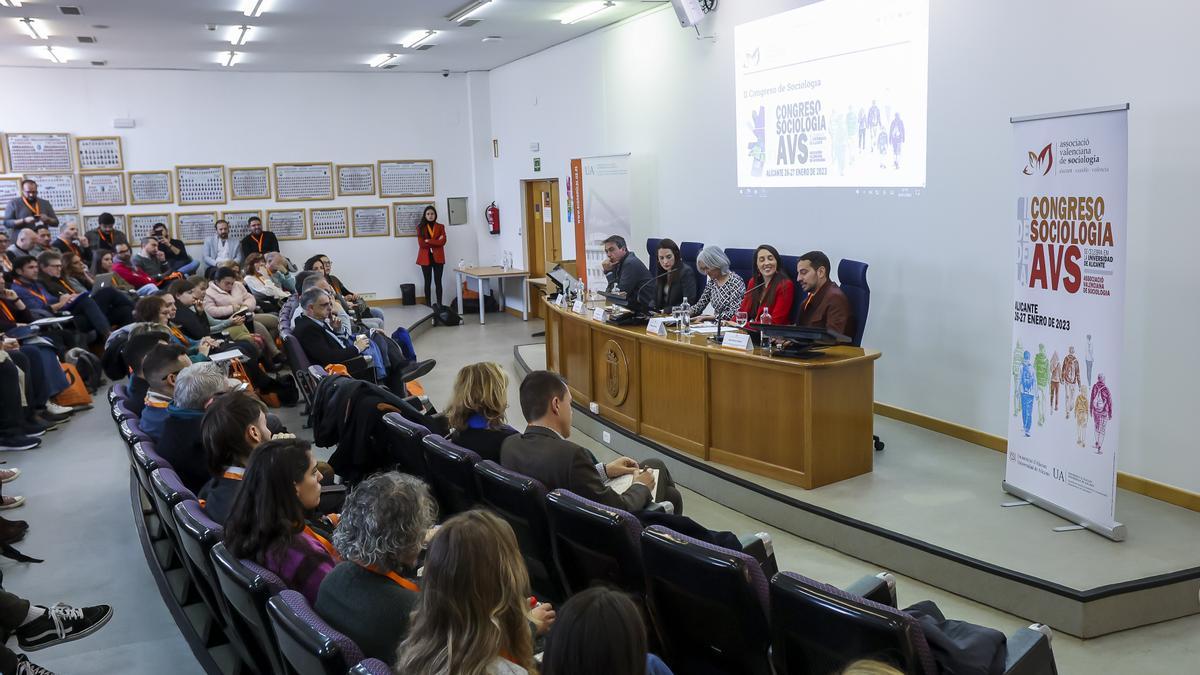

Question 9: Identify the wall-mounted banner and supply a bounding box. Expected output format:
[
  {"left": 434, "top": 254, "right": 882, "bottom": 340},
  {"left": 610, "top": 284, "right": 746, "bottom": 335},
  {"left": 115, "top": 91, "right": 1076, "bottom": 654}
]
[
  {"left": 1004, "top": 104, "right": 1128, "bottom": 541},
  {"left": 571, "top": 154, "right": 632, "bottom": 291}
]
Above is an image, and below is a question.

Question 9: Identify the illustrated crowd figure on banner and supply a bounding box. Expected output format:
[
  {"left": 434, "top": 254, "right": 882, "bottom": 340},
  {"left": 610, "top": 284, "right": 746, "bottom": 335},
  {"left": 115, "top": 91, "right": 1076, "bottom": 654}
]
[
  {"left": 825, "top": 100, "right": 907, "bottom": 177},
  {"left": 1012, "top": 338, "right": 1112, "bottom": 454}
]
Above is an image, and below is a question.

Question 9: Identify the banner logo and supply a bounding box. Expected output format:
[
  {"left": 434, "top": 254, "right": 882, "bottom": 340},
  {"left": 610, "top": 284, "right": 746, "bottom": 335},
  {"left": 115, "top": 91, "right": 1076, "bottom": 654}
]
[
  {"left": 1023, "top": 143, "right": 1054, "bottom": 176},
  {"left": 743, "top": 47, "right": 760, "bottom": 70}
]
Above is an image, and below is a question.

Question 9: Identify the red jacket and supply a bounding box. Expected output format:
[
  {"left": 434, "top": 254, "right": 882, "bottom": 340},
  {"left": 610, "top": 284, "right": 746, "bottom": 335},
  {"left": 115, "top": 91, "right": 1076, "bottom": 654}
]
[
  {"left": 740, "top": 276, "right": 795, "bottom": 325},
  {"left": 113, "top": 260, "right": 155, "bottom": 288},
  {"left": 416, "top": 222, "right": 447, "bottom": 266}
]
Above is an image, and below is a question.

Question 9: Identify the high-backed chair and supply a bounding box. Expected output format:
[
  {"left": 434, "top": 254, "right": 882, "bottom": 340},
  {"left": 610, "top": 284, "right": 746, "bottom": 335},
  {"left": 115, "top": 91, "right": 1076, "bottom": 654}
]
[
  {"left": 769, "top": 572, "right": 1058, "bottom": 675},
  {"left": 473, "top": 460, "right": 566, "bottom": 603},
  {"left": 267, "top": 590, "right": 365, "bottom": 675},
  {"left": 381, "top": 412, "right": 430, "bottom": 480},
  {"left": 421, "top": 434, "right": 481, "bottom": 516},
  {"left": 646, "top": 237, "right": 662, "bottom": 272},
  {"left": 148, "top": 468, "right": 196, "bottom": 570},
  {"left": 545, "top": 490, "right": 646, "bottom": 598},
  {"left": 109, "top": 382, "right": 129, "bottom": 405},
  {"left": 211, "top": 542, "right": 287, "bottom": 675},
  {"left": 680, "top": 241, "right": 706, "bottom": 295},
  {"left": 640, "top": 525, "right": 772, "bottom": 675},
  {"left": 118, "top": 417, "right": 151, "bottom": 448},
  {"left": 837, "top": 259, "right": 870, "bottom": 347},
  {"left": 350, "top": 659, "right": 394, "bottom": 675},
  {"left": 130, "top": 441, "right": 166, "bottom": 500},
  {"left": 724, "top": 247, "right": 756, "bottom": 284},
  {"left": 283, "top": 334, "right": 318, "bottom": 414},
  {"left": 172, "top": 501, "right": 228, "bottom": 628}
]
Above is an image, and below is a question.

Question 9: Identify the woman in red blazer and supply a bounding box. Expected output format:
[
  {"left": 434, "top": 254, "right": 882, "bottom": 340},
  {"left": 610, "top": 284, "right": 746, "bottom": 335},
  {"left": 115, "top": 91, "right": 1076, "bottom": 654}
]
[
  {"left": 415, "top": 206, "right": 447, "bottom": 306},
  {"left": 739, "top": 244, "right": 794, "bottom": 325}
]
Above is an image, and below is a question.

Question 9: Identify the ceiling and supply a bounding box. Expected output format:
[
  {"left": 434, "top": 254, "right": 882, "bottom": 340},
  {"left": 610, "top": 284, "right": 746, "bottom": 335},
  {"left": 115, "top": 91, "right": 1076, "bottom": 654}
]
[{"left": 0, "top": 0, "right": 666, "bottom": 72}]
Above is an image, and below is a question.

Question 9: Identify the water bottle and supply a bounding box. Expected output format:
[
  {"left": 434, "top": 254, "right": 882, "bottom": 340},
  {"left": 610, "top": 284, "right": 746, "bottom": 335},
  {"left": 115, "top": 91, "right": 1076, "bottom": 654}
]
[
  {"left": 457, "top": 258, "right": 466, "bottom": 271},
  {"left": 759, "top": 307, "right": 773, "bottom": 354},
  {"left": 679, "top": 297, "right": 691, "bottom": 334}
]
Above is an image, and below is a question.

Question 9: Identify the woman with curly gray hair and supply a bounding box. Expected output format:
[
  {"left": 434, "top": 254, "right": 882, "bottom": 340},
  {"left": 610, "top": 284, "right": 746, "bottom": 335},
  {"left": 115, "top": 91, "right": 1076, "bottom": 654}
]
[{"left": 314, "top": 472, "right": 438, "bottom": 662}]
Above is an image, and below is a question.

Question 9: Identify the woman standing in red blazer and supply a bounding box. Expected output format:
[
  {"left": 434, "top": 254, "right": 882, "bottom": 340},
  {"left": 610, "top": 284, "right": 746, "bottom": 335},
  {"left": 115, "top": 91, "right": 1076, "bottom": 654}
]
[
  {"left": 739, "top": 244, "right": 794, "bottom": 325},
  {"left": 415, "top": 206, "right": 447, "bottom": 306}
]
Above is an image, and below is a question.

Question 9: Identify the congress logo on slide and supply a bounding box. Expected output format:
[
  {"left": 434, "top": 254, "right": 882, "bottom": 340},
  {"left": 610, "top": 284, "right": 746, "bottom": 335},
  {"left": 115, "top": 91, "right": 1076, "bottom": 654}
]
[{"left": 1022, "top": 143, "right": 1054, "bottom": 176}]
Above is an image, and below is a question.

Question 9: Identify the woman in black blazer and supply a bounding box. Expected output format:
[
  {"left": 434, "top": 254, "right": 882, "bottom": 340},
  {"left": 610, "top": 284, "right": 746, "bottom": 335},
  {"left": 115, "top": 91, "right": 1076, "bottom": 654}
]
[
  {"left": 445, "top": 362, "right": 517, "bottom": 463},
  {"left": 651, "top": 238, "right": 697, "bottom": 312}
]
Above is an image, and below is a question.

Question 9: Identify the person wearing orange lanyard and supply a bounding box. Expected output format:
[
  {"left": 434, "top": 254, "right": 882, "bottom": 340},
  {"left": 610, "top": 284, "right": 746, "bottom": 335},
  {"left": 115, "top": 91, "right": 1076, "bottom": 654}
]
[
  {"left": 198, "top": 391, "right": 280, "bottom": 523},
  {"left": 2, "top": 179, "right": 58, "bottom": 236},
  {"left": 223, "top": 438, "right": 337, "bottom": 604},
  {"left": 315, "top": 473, "right": 437, "bottom": 662},
  {"left": 50, "top": 221, "right": 92, "bottom": 263},
  {"left": 83, "top": 212, "right": 129, "bottom": 252},
  {"left": 238, "top": 216, "right": 279, "bottom": 260},
  {"left": 793, "top": 250, "right": 854, "bottom": 337},
  {"left": 415, "top": 205, "right": 447, "bottom": 307}
]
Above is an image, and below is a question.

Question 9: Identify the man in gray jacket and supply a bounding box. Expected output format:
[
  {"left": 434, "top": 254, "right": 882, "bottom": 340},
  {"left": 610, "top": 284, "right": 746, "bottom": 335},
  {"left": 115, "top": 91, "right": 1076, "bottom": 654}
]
[
  {"left": 3, "top": 179, "right": 58, "bottom": 236},
  {"left": 601, "top": 234, "right": 654, "bottom": 309},
  {"left": 202, "top": 219, "right": 242, "bottom": 269}
]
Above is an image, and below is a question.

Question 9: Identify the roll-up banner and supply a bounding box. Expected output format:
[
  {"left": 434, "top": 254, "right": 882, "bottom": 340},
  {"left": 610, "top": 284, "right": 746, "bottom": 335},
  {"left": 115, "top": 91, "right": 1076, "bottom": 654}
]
[
  {"left": 571, "top": 154, "right": 632, "bottom": 292},
  {"left": 1004, "top": 104, "right": 1128, "bottom": 541}
]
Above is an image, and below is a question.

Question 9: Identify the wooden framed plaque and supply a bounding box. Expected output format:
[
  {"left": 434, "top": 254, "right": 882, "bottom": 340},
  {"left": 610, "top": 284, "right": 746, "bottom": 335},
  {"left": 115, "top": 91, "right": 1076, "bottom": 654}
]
[
  {"left": 309, "top": 207, "right": 349, "bottom": 239},
  {"left": 176, "top": 165, "right": 227, "bottom": 205},
  {"left": 175, "top": 212, "right": 218, "bottom": 245},
  {"left": 392, "top": 201, "right": 433, "bottom": 238},
  {"left": 5, "top": 133, "right": 73, "bottom": 173},
  {"left": 128, "top": 170, "right": 174, "bottom": 205},
  {"left": 84, "top": 213, "right": 126, "bottom": 234},
  {"left": 75, "top": 136, "right": 124, "bottom": 172},
  {"left": 128, "top": 213, "right": 172, "bottom": 242},
  {"left": 336, "top": 164, "right": 376, "bottom": 196},
  {"left": 378, "top": 159, "right": 434, "bottom": 198},
  {"left": 351, "top": 206, "right": 390, "bottom": 238},
  {"left": 80, "top": 172, "right": 126, "bottom": 207},
  {"left": 221, "top": 210, "right": 262, "bottom": 242},
  {"left": 23, "top": 173, "right": 79, "bottom": 212},
  {"left": 266, "top": 209, "right": 306, "bottom": 241},
  {"left": 229, "top": 166, "right": 271, "bottom": 200},
  {"left": 0, "top": 176, "right": 21, "bottom": 208},
  {"left": 273, "top": 162, "right": 334, "bottom": 202}
]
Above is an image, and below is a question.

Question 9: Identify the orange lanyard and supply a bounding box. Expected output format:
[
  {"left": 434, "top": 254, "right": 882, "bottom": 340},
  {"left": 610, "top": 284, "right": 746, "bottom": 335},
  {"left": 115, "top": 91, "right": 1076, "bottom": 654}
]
[
  {"left": 222, "top": 470, "right": 244, "bottom": 481},
  {"left": 144, "top": 397, "right": 169, "bottom": 409},
  {"left": 250, "top": 233, "right": 265, "bottom": 252},
  {"left": 302, "top": 525, "right": 340, "bottom": 561},
  {"left": 0, "top": 302, "right": 13, "bottom": 322},
  {"left": 425, "top": 224, "right": 436, "bottom": 240},
  {"left": 21, "top": 196, "right": 39, "bottom": 216},
  {"left": 14, "top": 280, "right": 46, "bottom": 304},
  {"left": 357, "top": 562, "right": 420, "bottom": 592},
  {"left": 168, "top": 324, "right": 187, "bottom": 343},
  {"left": 60, "top": 238, "right": 80, "bottom": 257},
  {"left": 803, "top": 289, "right": 816, "bottom": 311},
  {"left": 99, "top": 229, "right": 113, "bottom": 246}
]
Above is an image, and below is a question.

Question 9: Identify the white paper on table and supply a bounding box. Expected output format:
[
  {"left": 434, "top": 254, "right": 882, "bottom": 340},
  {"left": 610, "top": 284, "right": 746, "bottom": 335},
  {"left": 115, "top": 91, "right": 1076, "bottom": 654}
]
[{"left": 690, "top": 325, "right": 722, "bottom": 335}]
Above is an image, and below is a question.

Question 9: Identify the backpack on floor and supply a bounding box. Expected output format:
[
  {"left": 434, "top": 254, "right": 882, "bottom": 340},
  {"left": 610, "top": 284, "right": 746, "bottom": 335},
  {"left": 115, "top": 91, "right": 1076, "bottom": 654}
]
[
  {"left": 64, "top": 347, "right": 104, "bottom": 393},
  {"left": 432, "top": 304, "right": 462, "bottom": 327},
  {"left": 54, "top": 363, "right": 94, "bottom": 408}
]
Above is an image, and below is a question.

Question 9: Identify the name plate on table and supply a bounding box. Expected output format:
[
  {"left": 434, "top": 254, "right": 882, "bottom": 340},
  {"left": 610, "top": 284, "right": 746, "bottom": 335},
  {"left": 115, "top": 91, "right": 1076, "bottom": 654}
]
[
  {"left": 721, "top": 332, "right": 754, "bottom": 351},
  {"left": 556, "top": 293, "right": 567, "bottom": 307},
  {"left": 573, "top": 299, "right": 585, "bottom": 314},
  {"left": 646, "top": 318, "right": 668, "bottom": 336},
  {"left": 592, "top": 307, "right": 607, "bottom": 322}
]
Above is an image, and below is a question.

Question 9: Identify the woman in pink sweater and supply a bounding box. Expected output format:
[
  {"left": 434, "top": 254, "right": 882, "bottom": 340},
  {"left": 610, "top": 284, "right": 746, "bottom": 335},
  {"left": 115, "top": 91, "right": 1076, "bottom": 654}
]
[{"left": 204, "top": 266, "right": 282, "bottom": 360}]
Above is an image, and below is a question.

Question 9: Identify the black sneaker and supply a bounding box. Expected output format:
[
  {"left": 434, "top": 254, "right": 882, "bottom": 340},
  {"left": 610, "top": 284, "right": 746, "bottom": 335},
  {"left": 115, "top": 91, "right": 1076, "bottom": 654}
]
[
  {"left": 400, "top": 359, "right": 436, "bottom": 382},
  {"left": 0, "top": 436, "right": 41, "bottom": 452},
  {"left": 15, "top": 603, "right": 113, "bottom": 651},
  {"left": 35, "top": 409, "right": 71, "bottom": 424},
  {"left": 14, "top": 654, "right": 55, "bottom": 675}
]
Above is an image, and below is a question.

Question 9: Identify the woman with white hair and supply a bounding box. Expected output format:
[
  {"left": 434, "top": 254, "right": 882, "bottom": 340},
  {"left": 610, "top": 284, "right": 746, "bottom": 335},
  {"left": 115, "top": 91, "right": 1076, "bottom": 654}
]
[
  {"left": 689, "top": 245, "right": 747, "bottom": 322},
  {"left": 315, "top": 472, "right": 438, "bottom": 662}
]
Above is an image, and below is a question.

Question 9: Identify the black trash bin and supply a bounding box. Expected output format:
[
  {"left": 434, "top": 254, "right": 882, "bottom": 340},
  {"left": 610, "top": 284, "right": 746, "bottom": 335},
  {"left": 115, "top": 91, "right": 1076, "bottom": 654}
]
[{"left": 400, "top": 283, "right": 416, "bottom": 306}]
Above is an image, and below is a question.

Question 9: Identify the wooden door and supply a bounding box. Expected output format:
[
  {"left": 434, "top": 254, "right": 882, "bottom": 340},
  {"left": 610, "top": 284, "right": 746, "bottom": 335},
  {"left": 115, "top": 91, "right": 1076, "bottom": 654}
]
[{"left": 524, "top": 179, "right": 561, "bottom": 319}]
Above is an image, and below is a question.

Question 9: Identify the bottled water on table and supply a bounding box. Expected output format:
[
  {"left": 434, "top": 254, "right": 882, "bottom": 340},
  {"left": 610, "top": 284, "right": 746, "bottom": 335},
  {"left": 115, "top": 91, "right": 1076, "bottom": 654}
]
[
  {"left": 679, "top": 297, "right": 692, "bottom": 334},
  {"left": 759, "top": 307, "right": 773, "bottom": 354}
]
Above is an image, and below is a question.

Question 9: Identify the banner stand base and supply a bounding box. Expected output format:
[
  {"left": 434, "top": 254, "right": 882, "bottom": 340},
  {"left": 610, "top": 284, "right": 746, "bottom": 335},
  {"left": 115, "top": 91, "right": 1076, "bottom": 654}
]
[
  {"left": 1053, "top": 525, "right": 1087, "bottom": 533},
  {"left": 1001, "top": 499, "right": 1032, "bottom": 508},
  {"left": 1002, "top": 481, "right": 1127, "bottom": 542}
]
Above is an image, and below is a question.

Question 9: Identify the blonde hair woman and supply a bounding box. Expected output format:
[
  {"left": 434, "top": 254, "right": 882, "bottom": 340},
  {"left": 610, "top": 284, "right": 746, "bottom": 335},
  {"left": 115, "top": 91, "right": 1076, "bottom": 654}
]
[
  {"left": 395, "top": 510, "right": 552, "bottom": 675},
  {"left": 445, "top": 362, "right": 517, "bottom": 462}
]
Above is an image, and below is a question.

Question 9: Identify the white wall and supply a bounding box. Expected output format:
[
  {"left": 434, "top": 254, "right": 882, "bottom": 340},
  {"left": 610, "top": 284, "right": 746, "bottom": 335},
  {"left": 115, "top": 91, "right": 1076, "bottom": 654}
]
[
  {"left": 0, "top": 67, "right": 484, "bottom": 300},
  {"left": 487, "top": 1, "right": 1200, "bottom": 493}
]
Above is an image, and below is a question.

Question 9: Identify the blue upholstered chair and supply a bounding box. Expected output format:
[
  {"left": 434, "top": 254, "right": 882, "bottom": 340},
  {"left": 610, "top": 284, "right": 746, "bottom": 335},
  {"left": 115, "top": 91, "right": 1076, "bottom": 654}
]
[
  {"left": 381, "top": 412, "right": 431, "bottom": 480},
  {"left": 267, "top": 590, "right": 365, "bottom": 675},
  {"left": 680, "top": 241, "right": 706, "bottom": 296},
  {"left": 646, "top": 237, "right": 662, "bottom": 271},
  {"left": 724, "top": 247, "right": 757, "bottom": 284},
  {"left": 148, "top": 468, "right": 196, "bottom": 570},
  {"left": 421, "top": 434, "right": 482, "bottom": 517},
  {"left": 837, "top": 259, "right": 870, "bottom": 346}
]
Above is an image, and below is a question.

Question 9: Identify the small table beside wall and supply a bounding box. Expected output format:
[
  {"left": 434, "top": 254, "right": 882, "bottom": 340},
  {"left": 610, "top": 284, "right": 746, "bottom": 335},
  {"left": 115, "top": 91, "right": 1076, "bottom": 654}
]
[{"left": 454, "top": 266, "right": 531, "bottom": 325}]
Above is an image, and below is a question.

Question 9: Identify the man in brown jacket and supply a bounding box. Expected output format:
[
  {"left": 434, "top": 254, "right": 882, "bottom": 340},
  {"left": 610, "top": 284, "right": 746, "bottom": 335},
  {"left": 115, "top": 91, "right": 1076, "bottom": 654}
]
[{"left": 795, "top": 250, "right": 855, "bottom": 337}]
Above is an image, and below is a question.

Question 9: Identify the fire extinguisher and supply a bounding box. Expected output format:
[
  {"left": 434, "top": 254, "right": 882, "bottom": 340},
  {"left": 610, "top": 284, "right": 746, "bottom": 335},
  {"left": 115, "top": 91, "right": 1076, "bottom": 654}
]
[{"left": 485, "top": 202, "right": 500, "bottom": 234}]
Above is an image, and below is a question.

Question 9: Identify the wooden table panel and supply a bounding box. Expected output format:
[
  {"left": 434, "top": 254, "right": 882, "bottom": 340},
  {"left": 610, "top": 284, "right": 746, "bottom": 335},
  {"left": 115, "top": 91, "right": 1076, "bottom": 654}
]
[
  {"left": 807, "top": 364, "right": 875, "bottom": 486},
  {"left": 560, "top": 312, "right": 593, "bottom": 404},
  {"left": 639, "top": 340, "right": 708, "bottom": 458}
]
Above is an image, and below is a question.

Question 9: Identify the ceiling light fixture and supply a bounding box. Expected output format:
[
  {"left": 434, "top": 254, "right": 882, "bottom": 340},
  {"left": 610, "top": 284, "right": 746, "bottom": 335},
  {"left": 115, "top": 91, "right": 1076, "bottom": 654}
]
[
  {"left": 18, "top": 17, "right": 43, "bottom": 39},
  {"left": 560, "top": 1, "right": 615, "bottom": 25},
  {"left": 243, "top": 0, "right": 268, "bottom": 18},
  {"left": 45, "top": 45, "right": 65, "bottom": 63},
  {"left": 404, "top": 29, "right": 437, "bottom": 49},
  {"left": 446, "top": 0, "right": 492, "bottom": 23},
  {"left": 369, "top": 53, "right": 398, "bottom": 68},
  {"left": 1, "top": 1, "right": 24, "bottom": 8},
  {"left": 231, "top": 24, "right": 251, "bottom": 46},
  {"left": 221, "top": 50, "right": 241, "bottom": 67}
]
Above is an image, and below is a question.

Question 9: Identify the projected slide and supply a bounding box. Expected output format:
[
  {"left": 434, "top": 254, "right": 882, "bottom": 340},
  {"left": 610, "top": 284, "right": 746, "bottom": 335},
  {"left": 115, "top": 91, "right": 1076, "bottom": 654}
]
[{"left": 734, "top": 0, "right": 928, "bottom": 189}]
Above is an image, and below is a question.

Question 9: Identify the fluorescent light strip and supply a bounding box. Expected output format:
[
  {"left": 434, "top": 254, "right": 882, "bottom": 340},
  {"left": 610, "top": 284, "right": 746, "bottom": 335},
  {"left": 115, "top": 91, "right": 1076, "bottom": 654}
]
[
  {"left": 406, "top": 29, "right": 437, "bottom": 49},
  {"left": 447, "top": 0, "right": 491, "bottom": 23},
  {"left": 243, "top": 0, "right": 266, "bottom": 18},
  {"left": 370, "top": 53, "right": 398, "bottom": 68},
  {"left": 232, "top": 25, "right": 251, "bottom": 46},
  {"left": 18, "top": 17, "right": 43, "bottom": 40},
  {"left": 560, "top": 1, "right": 614, "bottom": 25},
  {"left": 1, "top": 1, "right": 25, "bottom": 8},
  {"left": 222, "top": 50, "right": 240, "bottom": 67},
  {"left": 46, "top": 45, "right": 64, "bottom": 64}
]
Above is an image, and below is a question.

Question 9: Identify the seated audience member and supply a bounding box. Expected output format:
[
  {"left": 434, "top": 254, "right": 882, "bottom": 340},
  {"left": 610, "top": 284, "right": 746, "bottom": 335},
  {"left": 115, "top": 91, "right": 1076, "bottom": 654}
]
[
  {"left": 0, "top": 280, "right": 75, "bottom": 422},
  {"left": 242, "top": 253, "right": 290, "bottom": 311},
  {"left": 31, "top": 224, "right": 52, "bottom": 255},
  {"left": 61, "top": 252, "right": 96, "bottom": 293},
  {"left": 5, "top": 228, "right": 39, "bottom": 264},
  {"left": 602, "top": 235, "right": 654, "bottom": 308},
  {"left": 650, "top": 238, "right": 697, "bottom": 312},
  {"left": 111, "top": 242, "right": 162, "bottom": 296},
  {"left": 157, "top": 362, "right": 230, "bottom": 493},
  {"left": 541, "top": 587, "right": 673, "bottom": 675},
  {"left": 266, "top": 252, "right": 296, "bottom": 293},
  {"left": 199, "top": 391, "right": 274, "bottom": 524},
  {"left": 316, "top": 473, "right": 438, "bottom": 662},
  {"left": 0, "top": 585, "right": 113, "bottom": 675},
  {"left": 0, "top": 232, "right": 12, "bottom": 275},
  {"left": 121, "top": 328, "right": 171, "bottom": 416},
  {"left": 203, "top": 266, "right": 281, "bottom": 344},
  {"left": 690, "top": 245, "right": 747, "bottom": 322},
  {"left": 738, "top": 244, "right": 794, "bottom": 325},
  {"left": 166, "top": 278, "right": 269, "bottom": 367},
  {"left": 502, "top": 370, "right": 682, "bottom": 515},
  {"left": 132, "top": 295, "right": 220, "bottom": 363},
  {"left": 51, "top": 220, "right": 91, "bottom": 262},
  {"left": 3, "top": 178, "right": 59, "bottom": 235},
  {"left": 11, "top": 255, "right": 109, "bottom": 344},
  {"left": 150, "top": 222, "right": 198, "bottom": 274},
  {"left": 223, "top": 438, "right": 336, "bottom": 603},
  {"left": 0, "top": 344, "right": 64, "bottom": 449},
  {"left": 131, "top": 237, "right": 183, "bottom": 284},
  {"left": 138, "top": 343, "right": 191, "bottom": 440},
  {"left": 84, "top": 212, "right": 128, "bottom": 251},
  {"left": 202, "top": 219, "right": 242, "bottom": 270},
  {"left": 91, "top": 249, "right": 137, "bottom": 296},
  {"left": 317, "top": 254, "right": 384, "bottom": 325},
  {"left": 446, "top": 362, "right": 518, "bottom": 462},
  {"left": 794, "top": 250, "right": 854, "bottom": 336},
  {"left": 39, "top": 250, "right": 134, "bottom": 327},
  {"left": 395, "top": 510, "right": 551, "bottom": 675},
  {"left": 238, "top": 216, "right": 279, "bottom": 259}
]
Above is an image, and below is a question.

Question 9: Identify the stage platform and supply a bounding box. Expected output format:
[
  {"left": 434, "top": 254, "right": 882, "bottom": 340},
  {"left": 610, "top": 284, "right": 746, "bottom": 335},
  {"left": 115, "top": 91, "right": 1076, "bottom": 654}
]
[{"left": 515, "top": 343, "right": 1200, "bottom": 638}]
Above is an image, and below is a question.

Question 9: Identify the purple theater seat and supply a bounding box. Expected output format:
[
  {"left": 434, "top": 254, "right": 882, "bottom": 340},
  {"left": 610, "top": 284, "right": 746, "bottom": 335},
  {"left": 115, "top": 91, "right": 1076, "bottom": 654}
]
[{"left": 268, "top": 589, "right": 365, "bottom": 675}]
